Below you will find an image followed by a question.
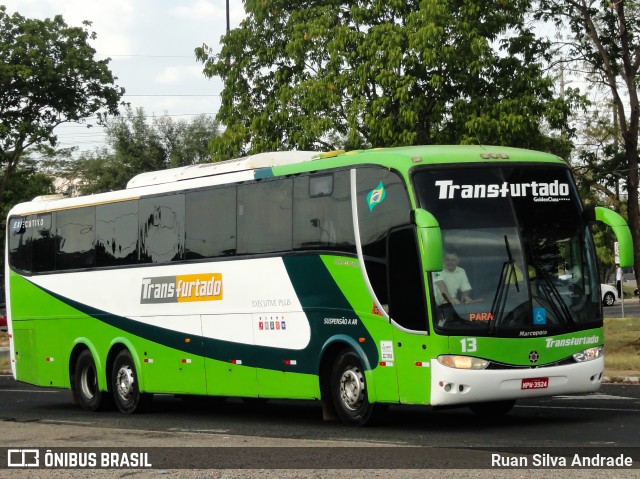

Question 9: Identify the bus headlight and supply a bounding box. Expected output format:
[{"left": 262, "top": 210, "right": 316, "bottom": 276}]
[
  {"left": 573, "top": 346, "right": 604, "bottom": 362},
  {"left": 437, "top": 355, "right": 489, "bottom": 370}
]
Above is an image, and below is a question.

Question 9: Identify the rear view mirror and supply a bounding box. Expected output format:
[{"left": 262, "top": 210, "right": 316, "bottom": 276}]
[
  {"left": 413, "top": 208, "right": 443, "bottom": 272},
  {"left": 584, "top": 206, "right": 633, "bottom": 268}
]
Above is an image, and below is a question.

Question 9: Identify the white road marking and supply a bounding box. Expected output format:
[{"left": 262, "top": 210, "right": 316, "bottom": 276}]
[
  {"left": 0, "top": 389, "right": 60, "bottom": 394},
  {"left": 41, "top": 419, "right": 94, "bottom": 426},
  {"left": 552, "top": 394, "right": 634, "bottom": 400}
]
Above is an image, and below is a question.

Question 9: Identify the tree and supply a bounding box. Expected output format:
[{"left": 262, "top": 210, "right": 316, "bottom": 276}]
[
  {"left": 196, "top": 0, "right": 580, "bottom": 160},
  {"left": 65, "top": 108, "right": 220, "bottom": 194},
  {"left": 536, "top": 0, "right": 640, "bottom": 284},
  {"left": 0, "top": 6, "right": 124, "bottom": 200}
]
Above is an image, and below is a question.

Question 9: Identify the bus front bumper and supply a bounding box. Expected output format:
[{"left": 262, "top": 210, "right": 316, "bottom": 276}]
[{"left": 430, "top": 357, "right": 604, "bottom": 406}]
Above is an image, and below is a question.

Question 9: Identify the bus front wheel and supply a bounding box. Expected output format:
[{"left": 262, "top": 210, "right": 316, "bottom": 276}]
[
  {"left": 330, "top": 350, "right": 379, "bottom": 426},
  {"left": 111, "top": 349, "right": 152, "bottom": 413},
  {"left": 73, "top": 349, "right": 112, "bottom": 411}
]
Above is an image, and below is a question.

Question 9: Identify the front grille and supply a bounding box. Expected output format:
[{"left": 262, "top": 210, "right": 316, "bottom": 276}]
[{"left": 486, "top": 356, "right": 576, "bottom": 370}]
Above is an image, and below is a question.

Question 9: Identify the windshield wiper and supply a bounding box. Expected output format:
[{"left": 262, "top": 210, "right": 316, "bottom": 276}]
[{"left": 489, "top": 236, "right": 518, "bottom": 333}]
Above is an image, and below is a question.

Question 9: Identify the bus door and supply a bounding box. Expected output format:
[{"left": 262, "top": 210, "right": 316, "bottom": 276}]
[{"left": 387, "top": 226, "right": 431, "bottom": 404}]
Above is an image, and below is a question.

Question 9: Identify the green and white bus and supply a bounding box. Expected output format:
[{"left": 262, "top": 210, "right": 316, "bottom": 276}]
[{"left": 4, "top": 145, "right": 633, "bottom": 426}]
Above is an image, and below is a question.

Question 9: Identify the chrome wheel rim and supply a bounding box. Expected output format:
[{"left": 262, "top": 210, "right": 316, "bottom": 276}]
[
  {"left": 339, "top": 366, "right": 365, "bottom": 411},
  {"left": 115, "top": 365, "right": 135, "bottom": 400}
]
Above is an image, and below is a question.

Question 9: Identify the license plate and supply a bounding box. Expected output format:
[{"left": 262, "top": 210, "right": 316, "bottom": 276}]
[{"left": 521, "top": 377, "right": 549, "bottom": 390}]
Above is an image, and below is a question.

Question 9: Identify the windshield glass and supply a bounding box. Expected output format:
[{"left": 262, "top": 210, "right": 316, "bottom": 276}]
[{"left": 413, "top": 165, "right": 601, "bottom": 337}]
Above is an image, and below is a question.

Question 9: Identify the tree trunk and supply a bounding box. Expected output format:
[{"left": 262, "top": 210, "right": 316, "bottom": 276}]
[{"left": 626, "top": 146, "right": 640, "bottom": 287}]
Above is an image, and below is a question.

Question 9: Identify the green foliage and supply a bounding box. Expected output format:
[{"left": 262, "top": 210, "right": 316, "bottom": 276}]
[
  {"left": 65, "top": 108, "right": 220, "bottom": 194},
  {"left": 0, "top": 6, "right": 124, "bottom": 198},
  {"left": 536, "top": 0, "right": 640, "bottom": 284},
  {"left": 197, "top": 0, "right": 579, "bottom": 160}
]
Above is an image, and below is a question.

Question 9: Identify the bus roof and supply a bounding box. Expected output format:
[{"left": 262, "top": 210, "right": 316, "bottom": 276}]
[
  {"left": 126, "top": 150, "right": 320, "bottom": 189},
  {"left": 126, "top": 145, "right": 565, "bottom": 189},
  {"left": 7, "top": 145, "right": 566, "bottom": 216}
]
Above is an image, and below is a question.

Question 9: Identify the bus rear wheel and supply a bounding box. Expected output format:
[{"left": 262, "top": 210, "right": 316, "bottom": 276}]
[
  {"left": 330, "top": 350, "right": 379, "bottom": 426},
  {"left": 111, "top": 350, "right": 152, "bottom": 413},
  {"left": 73, "top": 349, "right": 112, "bottom": 411}
]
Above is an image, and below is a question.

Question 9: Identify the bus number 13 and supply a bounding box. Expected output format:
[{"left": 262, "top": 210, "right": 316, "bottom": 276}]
[{"left": 460, "top": 338, "right": 477, "bottom": 353}]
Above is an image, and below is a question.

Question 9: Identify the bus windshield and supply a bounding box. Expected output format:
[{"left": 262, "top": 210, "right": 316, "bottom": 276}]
[{"left": 413, "top": 165, "right": 601, "bottom": 337}]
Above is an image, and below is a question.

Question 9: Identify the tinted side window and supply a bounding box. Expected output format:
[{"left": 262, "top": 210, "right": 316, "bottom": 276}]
[
  {"left": 56, "top": 207, "right": 96, "bottom": 270},
  {"left": 139, "top": 194, "right": 185, "bottom": 263},
  {"left": 185, "top": 187, "right": 236, "bottom": 259},
  {"left": 357, "top": 168, "right": 411, "bottom": 259},
  {"left": 8, "top": 217, "right": 33, "bottom": 272},
  {"left": 32, "top": 213, "right": 55, "bottom": 272},
  {"left": 293, "top": 171, "right": 355, "bottom": 253},
  {"left": 356, "top": 168, "right": 411, "bottom": 304},
  {"left": 96, "top": 201, "right": 139, "bottom": 266},
  {"left": 237, "top": 179, "right": 293, "bottom": 255}
]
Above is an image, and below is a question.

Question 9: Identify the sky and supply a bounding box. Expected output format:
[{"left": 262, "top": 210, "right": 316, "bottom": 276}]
[{"left": 3, "top": 0, "right": 245, "bottom": 153}]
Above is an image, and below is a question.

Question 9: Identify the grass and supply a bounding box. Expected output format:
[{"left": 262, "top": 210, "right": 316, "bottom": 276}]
[
  {"left": 1, "top": 323, "right": 638, "bottom": 377},
  {"left": 604, "top": 317, "right": 640, "bottom": 378}
]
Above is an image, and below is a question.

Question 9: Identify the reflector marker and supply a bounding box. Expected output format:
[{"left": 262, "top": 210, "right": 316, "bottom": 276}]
[
  {"left": 379, "top": 361, "right": 394, "bottom": 367},
  {"left": 284, "top": 359, "right": 297, "bottom": 365},
  {"left": 181, "top": 359, "right": 192, "bottom": 364},
  {"left": 230, "top": 359, "right": 243, "bottom": 365},
  {"left": 144, "top": 358, "right": 154, "bottom": 363},
  {"left": 415, "top": 362, "right": 430, "bottom": 367},
  {"left": 45, "top": 357, "right": 54, "bottom": 362}
]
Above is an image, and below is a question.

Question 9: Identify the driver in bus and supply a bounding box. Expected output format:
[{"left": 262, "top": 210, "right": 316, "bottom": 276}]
[{"left": 433, "top": 249, "right": 473, "bottom": 305}]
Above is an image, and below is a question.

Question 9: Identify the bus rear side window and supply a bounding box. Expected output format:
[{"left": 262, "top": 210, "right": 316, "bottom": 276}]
[{"left": 8, "top": 217, "right": 32, "bottom": 272}]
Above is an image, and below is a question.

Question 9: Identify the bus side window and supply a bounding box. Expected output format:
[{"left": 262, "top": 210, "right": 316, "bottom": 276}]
[
  {"left": 293, "top": 171, "right": 355, "bottom": 253},
  {"left": 139, "top": 194, "right": 185, "bottom": 264},
  {"left": 96, "top": 201, "right": 139, "bottom": 267},
  {"left": 8, "top": 216, "right": 32, "bottom": 273},
  {"left": 356, "top": 167, "right": 412, "bottom": 306},
  {"left": 56, "top": 207, "right": 96, "bottom": 270},
  {"left": 32, "top": 213, "right": 55, "bottom": 273},
  {"left": 237, "top": 179, "right": 293, "bottom": 255},
  {"left": 185, "top": 186, "right": 237, "bottom": 259}
]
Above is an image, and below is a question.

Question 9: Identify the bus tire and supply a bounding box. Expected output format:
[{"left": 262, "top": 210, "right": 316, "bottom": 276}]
[
  {"left": 330, "top": 349, "right": 378, "bottom": 426},
  {"left": 469, "top": 399, "right": 516, "bottom": 416},
  {"left": 74, "top": 349, "right": 112, "bottom": 411},
  {"left": 111, "top": 349, "right": 152, "bottom": 413}
]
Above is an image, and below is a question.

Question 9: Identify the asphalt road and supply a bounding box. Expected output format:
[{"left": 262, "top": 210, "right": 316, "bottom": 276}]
[
  {"left": 604, "top": 297, "right": 640, "bottom": 319},
  {"left": 1, "top": 376, "right": 639, "bottom": 477},
  {"left": 0, "top": 375, "right": 639, "bottom": 447}
]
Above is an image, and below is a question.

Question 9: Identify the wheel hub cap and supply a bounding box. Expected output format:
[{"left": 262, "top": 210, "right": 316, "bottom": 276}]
[
  {"left": 116, "top": 366, "right": 135, "bottom": 399},
  {"left": 339, "top": 367, "right": 365, "bottom": 411}
]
